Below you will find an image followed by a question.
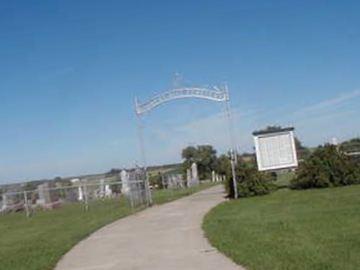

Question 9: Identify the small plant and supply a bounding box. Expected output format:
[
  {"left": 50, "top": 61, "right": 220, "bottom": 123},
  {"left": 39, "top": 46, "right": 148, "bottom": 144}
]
[{"left": 291, "top": 144, "right": 360, "bottom": 189}]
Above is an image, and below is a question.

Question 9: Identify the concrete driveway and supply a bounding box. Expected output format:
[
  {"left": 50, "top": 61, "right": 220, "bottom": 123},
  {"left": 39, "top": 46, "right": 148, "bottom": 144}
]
[{"left": 55, "top": 185, "right": 243, "bottom": 270}]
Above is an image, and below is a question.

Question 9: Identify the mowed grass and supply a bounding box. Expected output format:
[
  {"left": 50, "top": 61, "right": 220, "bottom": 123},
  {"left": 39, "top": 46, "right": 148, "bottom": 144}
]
[
  {"left": 203, "top": 185, "right": 360, "bottom": 270},
  {"left": 0, "top": 183, "right": 215, "bottom": 270}
]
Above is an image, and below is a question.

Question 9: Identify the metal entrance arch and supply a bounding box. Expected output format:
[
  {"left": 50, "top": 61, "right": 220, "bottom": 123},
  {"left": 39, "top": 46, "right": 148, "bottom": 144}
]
[{"left": 134, "top": 85, "right": 239, "bottom": 199}]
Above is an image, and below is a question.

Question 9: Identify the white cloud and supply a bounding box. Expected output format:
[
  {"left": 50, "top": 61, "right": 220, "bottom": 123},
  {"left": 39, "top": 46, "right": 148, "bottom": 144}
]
[
  {"left": 277, "top": 89, "right": 360, "bottom": 146},
  {"left": 295, "top": 89, "right": 360, "bottom": 115}
]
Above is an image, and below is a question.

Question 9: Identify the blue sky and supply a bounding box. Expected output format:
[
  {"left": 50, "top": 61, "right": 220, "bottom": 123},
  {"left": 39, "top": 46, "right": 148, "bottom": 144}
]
[{"left": 0, "top": 1, "right": 359, "bottom": 183}]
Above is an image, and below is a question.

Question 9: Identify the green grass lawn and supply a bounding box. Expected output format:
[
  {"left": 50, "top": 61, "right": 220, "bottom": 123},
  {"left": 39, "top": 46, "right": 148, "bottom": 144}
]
[
  {"left": 0, "top": 183, "right": 215, "bottom": 270},
  {"left": 203, "top": 185, "right": 360, "bottom": 270}
]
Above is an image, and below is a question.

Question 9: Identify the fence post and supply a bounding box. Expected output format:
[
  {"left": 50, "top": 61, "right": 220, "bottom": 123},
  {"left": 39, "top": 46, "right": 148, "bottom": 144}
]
[
  {"left": 24, "top": 191, "right": 30, "bottom": 218},
  {"left": 83, "top": 183, "right": 89, "bottom": 212}
]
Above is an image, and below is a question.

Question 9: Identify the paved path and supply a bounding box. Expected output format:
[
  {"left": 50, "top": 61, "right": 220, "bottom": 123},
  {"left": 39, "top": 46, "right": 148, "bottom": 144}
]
[{"left": 55, "top": 185, "right": 243, "bottom": 270}]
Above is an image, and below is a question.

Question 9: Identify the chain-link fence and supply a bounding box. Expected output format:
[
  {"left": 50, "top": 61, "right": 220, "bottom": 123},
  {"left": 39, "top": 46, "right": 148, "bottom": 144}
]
[
  {"left": 0, "top": 168, "right": 151, "bottom": 217},
  {"left": 0, "top": 166, "right": 216, "bottom": 218},
  {"left": 126, "top": 167, "right": 151, "bottom": 208}
]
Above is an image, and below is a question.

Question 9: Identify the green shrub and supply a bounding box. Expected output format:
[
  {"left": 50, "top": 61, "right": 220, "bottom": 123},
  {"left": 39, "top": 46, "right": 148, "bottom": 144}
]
[
  {"left": 226, "top": 163, "right": 276, "bottom": 198},
  {"left": 291, "top": 144, "right": 360, "bottom": 189}
]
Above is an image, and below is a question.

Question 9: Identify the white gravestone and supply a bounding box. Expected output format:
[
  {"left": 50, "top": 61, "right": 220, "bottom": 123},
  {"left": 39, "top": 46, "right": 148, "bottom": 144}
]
[
  {"left": 177, "top": 174, "right": 184, "bottom": 188},
  {"left": 186, "top": 169, "right": 191, "bottom": 188},
  {"left": 121, "top": 170, "right": 130, "bottom": 196},
  {"left": 167, "top": 175, "right": 175, "bottom": 189},
  {"left": 189, "top": 162, "right": 199, "bottom": 187},
  {"left": 167, "top": 174, "right": 184, "bottom": 189},
  {"left": 1, "top": 193, "right": 8, "bottom": 212},
  {"left": 99, "top": 179, "right": 105, "bottom": 198},
  {"left": 37, "top": 183, "right": 51, "bottom": 205},
  {"left": 212, "top": 171, "right": 216, "bottom": 182},
  {"left": 78, "top": 186, "right": 84, "bottom": 201},
  {"left": 105, "top": 185, "right": 112, "bottom": 197}
]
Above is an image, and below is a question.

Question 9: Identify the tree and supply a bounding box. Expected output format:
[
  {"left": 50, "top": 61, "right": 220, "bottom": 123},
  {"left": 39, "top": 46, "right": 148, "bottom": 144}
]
[
  {"left": 340, "top": 138, "right": 360, "bottom": 152},
  {"left": 215, "top": 154, "right": 231, "bottom": 176},
  {"left": 295, "top": 137, "right": 311, "bottom": 160},
  {"left": 54, "top": 176, "right": 62, "bottom": 182},
  {"left": 253, "top": 125, "right": 283, "bottom": 133},
  {"left": 106, "top": 168, "right": 121, "bottom": 177},
  {"left": 196, "top": 145, "right": 218, "bottom": 179},
  {"left": 181, "top": 145, "right": 218, "bottom": 180},
  {"left": 24, "top": 181, "right": 38, "bottom": 191},
  {"left": 339, "top": 138, "right": 360, "bottom": 165},
  {"left": 181, "top": 146, "right": 197, "bottom": 169}
]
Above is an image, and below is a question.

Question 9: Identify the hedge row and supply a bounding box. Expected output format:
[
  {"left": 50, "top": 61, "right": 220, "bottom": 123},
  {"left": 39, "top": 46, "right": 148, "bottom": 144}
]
[
  {"left": 290, "top": 144, "right": 360, "bottom": 189},
  {"left": 225, "top": 144, "right": 360, "bottom": 198}
]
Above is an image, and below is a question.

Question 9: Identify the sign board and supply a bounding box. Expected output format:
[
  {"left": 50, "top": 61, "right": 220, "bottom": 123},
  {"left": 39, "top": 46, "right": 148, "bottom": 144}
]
[{"left": 253, "top": 128, "right": 298, "bottom": 171}]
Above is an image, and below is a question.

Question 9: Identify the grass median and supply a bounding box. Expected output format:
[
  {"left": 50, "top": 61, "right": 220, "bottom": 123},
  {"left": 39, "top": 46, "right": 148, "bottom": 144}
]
[
  {"left": 203, "top": 184, "right": 360, "bottom": 270},
  {"left": 0, "top": 183, "right": 216, "bottom": 270}
]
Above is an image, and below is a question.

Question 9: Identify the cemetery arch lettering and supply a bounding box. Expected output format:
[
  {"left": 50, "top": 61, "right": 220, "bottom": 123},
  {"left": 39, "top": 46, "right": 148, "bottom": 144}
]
[
  {"left": 135, "top": 85, "right": 239, "bottom": 199},
  {"left": 135, "top": 87, "right": 229, "bottom": 115}
]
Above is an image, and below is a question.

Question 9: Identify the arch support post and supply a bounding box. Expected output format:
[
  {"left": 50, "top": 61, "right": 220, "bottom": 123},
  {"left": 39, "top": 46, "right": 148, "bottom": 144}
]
[
  {"left": 224, "top": 85, "right": 238, "bottom": 199},
  {"left": 136, "top": 112, "right": 153, "bottom": 206}
]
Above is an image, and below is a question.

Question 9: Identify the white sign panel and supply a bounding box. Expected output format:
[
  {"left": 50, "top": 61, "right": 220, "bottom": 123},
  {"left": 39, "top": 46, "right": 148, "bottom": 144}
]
[{"left": 253, "top": 130, "right": 298, "bottom": 171}]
